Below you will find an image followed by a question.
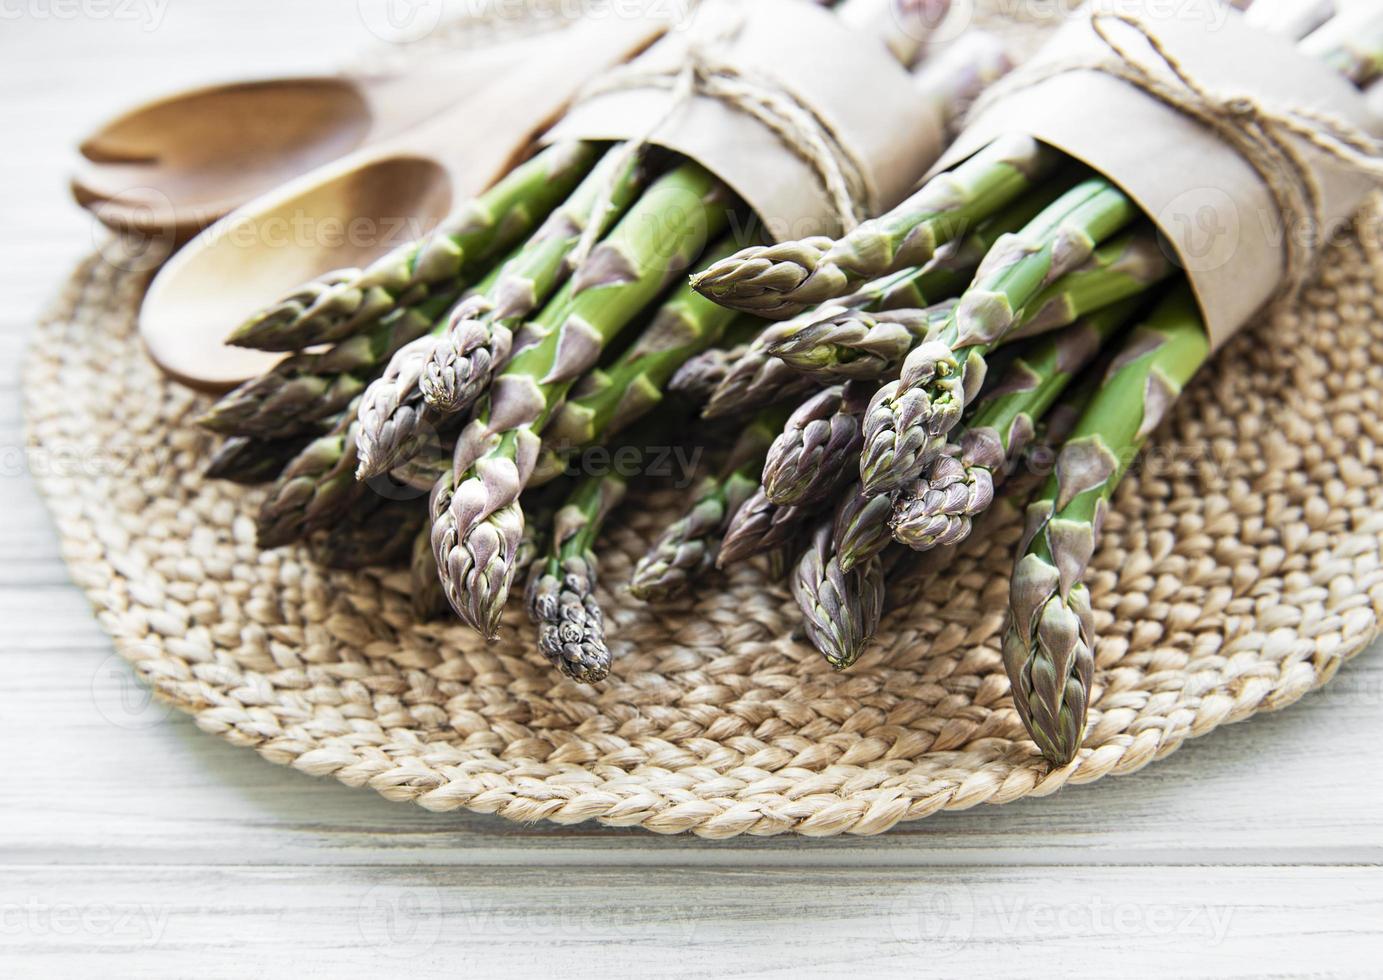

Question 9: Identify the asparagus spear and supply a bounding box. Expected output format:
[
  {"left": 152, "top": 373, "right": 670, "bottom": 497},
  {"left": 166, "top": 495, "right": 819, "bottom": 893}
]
[
  {"left": 542, "top": 237, "right": 755, "bottom": 447},
  {"left": 353, "top": 333, "right": 445, "bottom": 479},
  {"left": 910, "top": 31, "right": 1014, "bottom": 139},
  {"left": 768, "top": 301, "right": 955, "bottom": 382},
  {"left": 791, "top": 521, "right": 886, "bottom": 669},
  {"left": 892, "top": 300, "right": 1139, "bottom": 552},
  {"left": 316, "top": 499, "right": 427, "bottom": 570},
  {"left": 256, "top": 408, "right": 368, "bottom": 549},
  {"left": 831, "top": 480, "right": 896, "bottom": 572},
  {"left": 418, "top": 144, "right": 649, "bottom": 415},
  {"left": 888, "top": 359, "right": 1102, "bottom": 589},
  {"left": 698, "top": 265, "right": 930, "bottom": 421},
  {"left": 350, "top": 244, "right": 534, "bottom": 480},
  {"left": 199, "top": 292, "right": 457, "bottom": 439},
  {"left": 716, "top": 485, "right": 818, "bottom": 568},
  {"left": 409, "top": 523, "right": 451, "bottom": 621},
  {"left": 349, "top": 237, "right": 572, "bottom": 481},
  {"left": 690, "top": 135, "right": 1062, "bottom": 317},
  {"left": 628, "top": 408, "right": 786, "bottom": 600},
  {"left": 1006, "top": 228, "right": 1174, "bottom": 340},
  {"left": 761, "top": 381, "right": 872, "bottom": 506},
  {"left": 668, "top": 343, "right": 749, "bottom": 403},
  {"left": 227, "top": 142, "right": 599, "bottom": 351},
  {"left": 385, "top": 223, "right": 730, "bottom": 490},
  {"left": 701, "top": 183, "right": 1065, "bottom": 418},
  {"left": 1004, "top": 285, "right": 1209, "bottom": 766},
  {"left": 859, "top": 178, "right": 1140, "bottom": 494},
  {"left": 775, "top": 226, "right": 1171, "bottom": 383},
  {"left": 432, "top": 163, "right": 732, "bottom": 637},
  {"left": 524, "top": 470, "right": 628, "bottom": 682},
  {"left": 204, "top": 431, "right": 320, "bottom": 484},
  {"left": 387, "top": 436, "right": 453, "bottom": 493}
]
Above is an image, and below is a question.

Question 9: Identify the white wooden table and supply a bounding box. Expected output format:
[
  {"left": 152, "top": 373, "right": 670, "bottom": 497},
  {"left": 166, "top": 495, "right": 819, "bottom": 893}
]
[{"left": 2, "top": 4, "right": 1380, "bottom": 975}]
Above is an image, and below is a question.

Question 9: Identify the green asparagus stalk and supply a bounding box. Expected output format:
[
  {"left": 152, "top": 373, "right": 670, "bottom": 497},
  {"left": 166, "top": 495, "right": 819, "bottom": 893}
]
[
  {"left": 910, "top": 30, "right": 1014, "bottom": 139},
  {"left": 701, "top": 183, "right": 1065, "bottom": 418},
  {"left": 886, "top": 363, "right": 1102, "bottom": 589},
  {"left": 524, "top": 470, "right": 628, "bottom": 682},
  {"left": 542, "top": 237, "right": 757, "bottom": 447},
  {"left": 859, "top": 178, "right": 1140, "bottom": 494},
  {"left": 432, "top": 162, "right": 732, "bottom": 637},
  {"left": 668, "top": 343, "right": 747, "bottom": 403},
  {"left": 791, "top": 520, "right": 886, "bottom": 669},
  {"left": 716, "top": 485, "right": 818, "bottom": 568},
  {"left": 204, "top": 431, "right": 320, "bottom": 484},
  {"left": 892, "top": 300, "right": 1139, "bottom": 552},
  {"left": 697, "top": 265, "right": 929, "bottom": 421},
  {"left": 419, "top": 144, "right": 649, "bottom": 415},
  {"left": 366, "top": 188, "right": 730, "bottom": 485},
  {"left": 199, "top": 292, "right": 458, "bottom": 439},
  {"left": 387, "top": 436, "right": 453, "bottom": 493},
  {"left": 1004, "top": 285, "right": 1209, "bottom": 766},
  {"left": 1007, "top": 229, "right": 1174, "bottom": 340},
  {"left": 256, "top": 406, "right": 367, "bottom": 549},
  {"left": 316, "top": 499, "right": 427, "bottom": 570},
  {"left": 228, "top": 142, "right": 599, "bottom": 351},
  {"left": 628, "top": 408, "right": 786, "bottom": 600},
  {"left": 349, "top": 249, "right": 525, "bottom": 480},
  {"left": 768, "top": 301, "right": 954, "bottom": 381},
  {"left": 776, "top": 226, "right": 1171, "bottom": 381},
  {"left": 661, "top": 315, "right": 767, "bottom": 404},
  {"left": 690, "top": 135, "right": 1062, "bottom": 317},
  {"left": 831, "top": 481, "right": 896, "bottom": 572},
  {"left": 761, "top": 381, "right": 872, "bottom": 506},
  {"left": 410, "top": 523, "right": 451, "bottom": 621},
  {"left": 353, "top": 332, "right": 449, "bottom": 479}
]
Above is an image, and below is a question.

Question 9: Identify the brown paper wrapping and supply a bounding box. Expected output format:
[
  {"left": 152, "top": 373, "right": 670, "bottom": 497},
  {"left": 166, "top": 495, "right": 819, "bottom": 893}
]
[
  {"left": 544, "top": 0, "right": 944, "bottom": 240},
  {"left": 933, "top": 0, "right": 1382, "bottom": 349}
]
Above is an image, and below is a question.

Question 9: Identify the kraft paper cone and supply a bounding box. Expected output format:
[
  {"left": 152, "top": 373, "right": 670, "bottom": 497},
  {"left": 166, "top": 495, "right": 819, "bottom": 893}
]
[
  {"left": 546, "top": 0, "right": 944, "bottom": 240},
  {"left": 934, "top": 0, "right": 1382, "bottom": 349}
]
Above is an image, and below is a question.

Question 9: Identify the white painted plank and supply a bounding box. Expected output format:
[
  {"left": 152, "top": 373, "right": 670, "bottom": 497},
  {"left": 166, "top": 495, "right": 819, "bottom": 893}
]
[{"left": 1, "top": 865, "right": 1377, "bottom": 978}]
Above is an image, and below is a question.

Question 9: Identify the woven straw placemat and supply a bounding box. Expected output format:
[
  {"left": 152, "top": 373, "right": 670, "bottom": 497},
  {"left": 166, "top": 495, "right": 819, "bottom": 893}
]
[
  {"left": 23, "top": 201, "right": 1383, "bottom": 836},
  {"left": 23, "top": 7, "right": 1383, "bottom": 837}
]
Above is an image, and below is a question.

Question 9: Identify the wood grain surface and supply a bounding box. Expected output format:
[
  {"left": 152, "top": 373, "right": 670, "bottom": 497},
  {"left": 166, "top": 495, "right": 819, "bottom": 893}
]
[{"left": 1, "top": 3, "right": 1380, "bottom": 976}]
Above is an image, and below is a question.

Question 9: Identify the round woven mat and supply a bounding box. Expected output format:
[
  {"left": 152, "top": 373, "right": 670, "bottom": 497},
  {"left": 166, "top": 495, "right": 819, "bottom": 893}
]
[
  {"left": 24, "top": 0, "right": 1383, "bottom": 833},
  {"left": 23, "top": 196, "right": 1383, "bottom": 836}
]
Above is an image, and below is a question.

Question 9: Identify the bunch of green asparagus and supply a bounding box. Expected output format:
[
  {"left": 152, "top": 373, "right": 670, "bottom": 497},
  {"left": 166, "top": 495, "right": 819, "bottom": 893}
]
[
  {"left": 193, "top": 0, "right": 1378, "bottom": 771},
  {"left": 675, "top": 1, "right": 1382, "bottom": 763}
]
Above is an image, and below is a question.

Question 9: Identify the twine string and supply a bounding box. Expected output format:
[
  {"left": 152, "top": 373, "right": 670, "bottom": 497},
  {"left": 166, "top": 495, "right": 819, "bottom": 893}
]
[
  {"left": 968, "top": 9, "right": 1383, "bottom": 301},
  {"left": 566, "top": 10, "right": 876, "bottom": 270}
]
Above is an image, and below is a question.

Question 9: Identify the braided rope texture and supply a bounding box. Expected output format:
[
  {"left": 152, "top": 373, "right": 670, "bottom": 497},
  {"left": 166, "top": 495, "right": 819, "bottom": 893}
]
[{"left": 21, "top": 197, "right": 1383, "bottom": 836}]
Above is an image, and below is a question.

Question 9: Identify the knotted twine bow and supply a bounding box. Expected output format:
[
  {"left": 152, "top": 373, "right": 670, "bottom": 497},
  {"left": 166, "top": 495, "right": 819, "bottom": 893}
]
[
  {"left": 565, "top": 7, "right": 877, "bottom": 268},
  {"left": 968, "top": 9, "right": 1383, "bottom": 305}
]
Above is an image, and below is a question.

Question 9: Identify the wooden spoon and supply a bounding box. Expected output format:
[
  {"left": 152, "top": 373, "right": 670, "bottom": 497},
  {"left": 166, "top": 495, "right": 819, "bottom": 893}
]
[
  {"left": 140, "top": 13, "right": 666, "bottom": 392},
  {"left": 72, "top": 29, "right": 575, "bottom": 241}
]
